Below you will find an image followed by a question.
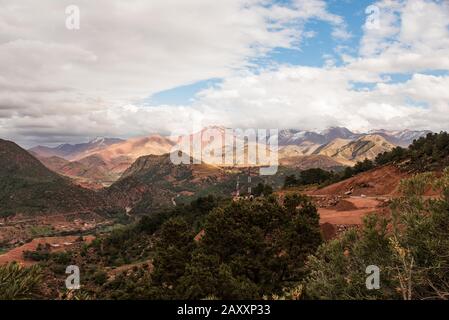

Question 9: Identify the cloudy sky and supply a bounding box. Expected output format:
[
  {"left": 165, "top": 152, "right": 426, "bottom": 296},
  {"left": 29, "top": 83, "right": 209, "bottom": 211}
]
[{"left": 1, "top": 0, "right": 449, "bottom": 147}]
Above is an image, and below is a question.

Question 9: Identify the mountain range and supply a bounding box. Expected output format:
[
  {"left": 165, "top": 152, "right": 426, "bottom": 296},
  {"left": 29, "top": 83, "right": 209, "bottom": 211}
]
[
  {"left": 30, "top": 135, "right": 176, "bottom": 188},
  {"left": 27, "top": 127, "right": 429, "bottom": 188},
  {"left": 0, "top": 127, "right": 432, "bottom": 218}
]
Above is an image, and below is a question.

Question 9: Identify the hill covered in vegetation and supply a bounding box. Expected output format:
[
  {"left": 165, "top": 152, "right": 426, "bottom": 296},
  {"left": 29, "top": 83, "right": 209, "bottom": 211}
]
[
  {"left": 0, "top": 139, "right": 108, "bottom": 217},
  {"left": 375, "top": 132, "right": 449, "bottom": 171}
]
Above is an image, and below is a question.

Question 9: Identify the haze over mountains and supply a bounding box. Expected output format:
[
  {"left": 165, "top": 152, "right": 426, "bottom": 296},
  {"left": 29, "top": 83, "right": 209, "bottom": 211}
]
[
  {"left": 29, "top": 137, "right": 125, "bottom": 160},
  {"left": 27, "top": 127, "right": 429, "bottom": 188}
]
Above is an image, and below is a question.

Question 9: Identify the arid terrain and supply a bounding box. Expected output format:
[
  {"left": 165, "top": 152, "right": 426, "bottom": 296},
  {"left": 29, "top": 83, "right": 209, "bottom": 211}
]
[
  {"left": 0, "top": 235, "right": 95, "bottom": 266},
  {"left": 3, "top": 129, "right": 449, "bottom": 302},
  {"left": 280, "top": 165, "right": 410, "bottom": 239}
]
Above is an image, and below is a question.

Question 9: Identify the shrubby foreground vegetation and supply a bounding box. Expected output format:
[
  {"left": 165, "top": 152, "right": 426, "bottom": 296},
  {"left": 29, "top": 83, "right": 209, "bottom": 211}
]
[
  {"left": 149, "top": 194, "right": 321, "bottom": 299},
  {"left": 4, "top": 169, "right": 449, "bottom": 300},
  {"left": 0, "top": 263, "right": 42, "bottom": 299},
  {"left": 306, "top": 169, "right": 449, "bottom": 300}
]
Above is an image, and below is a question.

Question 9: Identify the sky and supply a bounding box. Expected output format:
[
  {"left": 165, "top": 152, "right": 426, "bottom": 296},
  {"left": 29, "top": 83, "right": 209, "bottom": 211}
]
[{"left": 0, "top": 0, "right": 449, "bottom": 147}]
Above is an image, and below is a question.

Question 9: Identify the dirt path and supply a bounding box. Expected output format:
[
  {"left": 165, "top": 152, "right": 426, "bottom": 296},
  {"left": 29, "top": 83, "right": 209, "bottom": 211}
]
[
  {"left": 1, "top": 211, "right": 94, "bottom": 227},
  {"left": 0, "top": 235, "right": 95, "bottom": 266},
  {"left": 318, "top": 197, "right": 384, "bottom": 225}
]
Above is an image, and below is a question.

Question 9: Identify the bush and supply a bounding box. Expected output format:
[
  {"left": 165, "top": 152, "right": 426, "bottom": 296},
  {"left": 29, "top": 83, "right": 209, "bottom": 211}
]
[
  {"left": 252, "top": 183, "right": 273, "bottom": 197},
  {"left": 283, "top": 162, "right": 374, "bottom": 189},
  {"left": 284, "top": 168, "right": 335, "bottom": 187},
  {"left": 93, "top": 271, "right": 108, "bottom": 285},
  {"left": 0, "top": 263, "right": 42, "bottom": 300},
  {"left": 150, "top": 194, "right": 322, "bottom": 299}
]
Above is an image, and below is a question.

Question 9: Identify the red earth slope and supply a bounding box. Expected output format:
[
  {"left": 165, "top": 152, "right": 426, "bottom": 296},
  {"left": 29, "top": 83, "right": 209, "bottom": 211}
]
[{"left": 310, "top": 165, "right": 409, "bottom": 197}]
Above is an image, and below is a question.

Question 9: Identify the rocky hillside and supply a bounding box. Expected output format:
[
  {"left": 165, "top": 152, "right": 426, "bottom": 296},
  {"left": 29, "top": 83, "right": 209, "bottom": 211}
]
[
  {"left": 309, "top": 164, "right": 409, "bottom": 197},
  {"left": 278, "top": 128, "right": 427, "bottom": 166},
  {"left": 34, "top": 154, "right": 119, "bottom": 189},
  {"left": 105, "top": 153, "right": 228, "bottom": 213},
  {"left": 279, "top": 154, "right": 344, "bottom": 171},
  {"left": 312, "top": 135, "right": 395, "bottom": 166},
  {"left": 104, "top": 152, "right": 300, "bottom": 214}
]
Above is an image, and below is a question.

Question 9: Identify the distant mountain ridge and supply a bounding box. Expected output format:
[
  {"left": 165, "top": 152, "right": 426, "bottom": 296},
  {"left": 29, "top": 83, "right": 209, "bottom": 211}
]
[
  {"left": 32, "top": 154, "right": 119, "bottom": 189},
  {"left": 277, "top": 127, "right": 429, "bottom": 148},
  {"left": 368, "top": 129, "right": 432, "bottom": 147},
  {"left": 277, "top": 127, "right": 428, "bottom": 167},
  {"left": 105, "top": 153, "right": 228, "bottom": 213},
  {"left": 29, "top": 135, "right": 175, "bottom": 188},
  {"left": 29, "top": 137, "right": 124, "bottom": 160},
  {"left": 28, "top": 127, "right": 430, "bottom": 188}
]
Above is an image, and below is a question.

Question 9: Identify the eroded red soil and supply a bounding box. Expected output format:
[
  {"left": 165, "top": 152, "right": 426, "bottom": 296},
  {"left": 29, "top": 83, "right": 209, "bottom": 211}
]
[{"left": 0, "top": 235, "right": 95, "bottom": 266}]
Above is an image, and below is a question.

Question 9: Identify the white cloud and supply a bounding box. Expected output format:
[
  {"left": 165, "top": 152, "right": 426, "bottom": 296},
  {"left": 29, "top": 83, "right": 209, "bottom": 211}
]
[
  {"left": 0, "top": 0, "right": 349, "bottom": 146},
  {"left": 168, "top": 0, "right": 449, "bottom": 134},
  {"left": 0, "top": 0, "right": 448, "bottom": 147},
  {"left": 184, "top": 66, "right": 436, "bottom": 132},
  {"left": 353, "top": 0, "right": 449, "bottom": 73}
]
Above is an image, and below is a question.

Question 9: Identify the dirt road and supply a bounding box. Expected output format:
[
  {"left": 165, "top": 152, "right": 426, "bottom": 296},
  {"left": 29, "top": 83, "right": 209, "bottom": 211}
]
[
  {"left": 0, "top": 235, "right": 95, "bottom": 266},
  {"left": 318, "top": 196, "right": 386, "bottom": 225}
]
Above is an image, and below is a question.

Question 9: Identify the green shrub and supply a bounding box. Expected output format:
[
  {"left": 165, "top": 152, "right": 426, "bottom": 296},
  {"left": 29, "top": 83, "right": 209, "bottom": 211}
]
[{"left": 0, "top": 263, "right": 42, "bottom": 300}]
